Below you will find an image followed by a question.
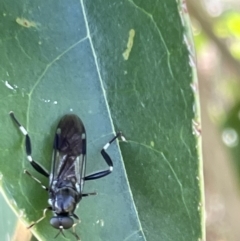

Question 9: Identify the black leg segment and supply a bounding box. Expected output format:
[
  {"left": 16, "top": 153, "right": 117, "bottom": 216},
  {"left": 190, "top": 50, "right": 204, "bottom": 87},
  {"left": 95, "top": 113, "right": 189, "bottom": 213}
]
[
  {"left": 9, "top": 111, "right": 49, "bottom": 178},
  {"left": 84, "top": 132, "right": 124, "bottom": 181}
]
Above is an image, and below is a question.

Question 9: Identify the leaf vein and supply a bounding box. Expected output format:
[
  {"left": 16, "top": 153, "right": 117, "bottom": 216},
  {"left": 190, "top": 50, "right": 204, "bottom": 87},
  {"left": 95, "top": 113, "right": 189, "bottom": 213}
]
[
  {"left": 128, "top": 140, "right": 192, "bottom": 224},
  {"left": 80, "top": 0, "right": 113, "bottom": 123},
  {"left": 128, "top": 0, "right": 174, "bottom": 78},
  {"left": 15, "top": 36, "right": 32, "bottom": 59},
  {"left": 123, "top": 229, "right": 143, "bottom": 241},
  {"left": 26, "top": 36, "right": 88, "bottom": 128},
  {"left": 80, "top": 2, "right": 147, "bottom": 240}
]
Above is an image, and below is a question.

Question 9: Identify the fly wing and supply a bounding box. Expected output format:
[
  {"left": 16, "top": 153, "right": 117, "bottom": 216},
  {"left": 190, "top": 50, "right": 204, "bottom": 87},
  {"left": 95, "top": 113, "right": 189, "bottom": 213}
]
[{"left": 50, "top": 114, "right": 86, "bottom": 194}]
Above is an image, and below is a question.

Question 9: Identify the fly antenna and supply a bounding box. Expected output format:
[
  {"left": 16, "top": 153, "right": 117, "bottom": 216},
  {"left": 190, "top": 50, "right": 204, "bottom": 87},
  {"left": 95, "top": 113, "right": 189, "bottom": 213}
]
[{"left": 54, "top": 226, "right": 65, "bottom": 238}]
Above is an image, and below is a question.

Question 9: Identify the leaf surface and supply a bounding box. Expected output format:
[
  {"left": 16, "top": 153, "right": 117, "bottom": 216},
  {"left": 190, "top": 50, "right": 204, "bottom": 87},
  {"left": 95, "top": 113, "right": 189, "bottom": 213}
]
[{"left": 0, "top": 1, "right": 203, "bottom": 241}]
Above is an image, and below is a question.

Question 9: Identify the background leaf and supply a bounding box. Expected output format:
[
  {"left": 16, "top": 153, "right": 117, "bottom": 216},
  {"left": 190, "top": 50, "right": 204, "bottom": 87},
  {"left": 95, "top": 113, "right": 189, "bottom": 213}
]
[
  {"left": 0, "top": 194, "right": 17, "bottom": 240},
  {"left": 0, "top": 0, "right": 203, "bottom": 241},
  {"left": 84, "top": 0, "right": 203, "bottom": 240}
]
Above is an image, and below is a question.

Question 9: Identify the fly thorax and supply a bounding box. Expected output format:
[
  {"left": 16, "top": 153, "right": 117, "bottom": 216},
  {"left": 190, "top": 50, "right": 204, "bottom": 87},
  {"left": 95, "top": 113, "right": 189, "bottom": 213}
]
[{"left": 53, "top": 188, "right": 79, "bottom": 214}]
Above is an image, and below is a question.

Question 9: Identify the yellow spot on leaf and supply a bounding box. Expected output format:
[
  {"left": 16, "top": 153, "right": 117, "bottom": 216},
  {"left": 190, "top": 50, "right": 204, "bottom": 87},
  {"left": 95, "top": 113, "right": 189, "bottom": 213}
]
[
  {"left": 16, "top": 17, "right": 37, "bottom": 28},
  {"left": 150, "top": 141, "right": 155, "bottom": 147},
  {"left": 123, "top": 29, "right": 135, "bottom": 60}
]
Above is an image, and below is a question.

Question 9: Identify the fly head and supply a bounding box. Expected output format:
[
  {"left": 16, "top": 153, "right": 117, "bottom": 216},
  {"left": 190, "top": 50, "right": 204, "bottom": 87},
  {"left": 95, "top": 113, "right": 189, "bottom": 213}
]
[{"left": 50, "top": 215, "right": 74, "bottom": 230}]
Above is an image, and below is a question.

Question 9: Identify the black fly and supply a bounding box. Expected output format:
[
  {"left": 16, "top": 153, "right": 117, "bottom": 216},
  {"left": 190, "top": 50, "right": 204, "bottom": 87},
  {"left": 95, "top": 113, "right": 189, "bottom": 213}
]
[{"left": 10, "top": 112, "right": 124, "bottom": 240}]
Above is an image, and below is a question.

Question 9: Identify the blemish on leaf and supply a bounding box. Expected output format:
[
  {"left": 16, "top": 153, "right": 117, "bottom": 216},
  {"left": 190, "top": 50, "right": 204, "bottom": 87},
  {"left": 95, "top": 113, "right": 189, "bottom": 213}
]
[
  {"left": 19, "top": 209, "right": 26, "bottom": 218},
  {"left": 96, "top": 219, "right": 104, "bottom": 227},
  {"left": 150, "top": 141, "right": 155, "bottom": 147},
  {"left": 10, "top": 198, "right": 17, "bottom": 207},
  {"left": 190, "top": 82, "right": 198, "bottom": 93},
  {"left": 3, "top": 80, "right": 17, "bottom": 93},
  {"left": 140, "top": 102, "right": 145, "bottom": 108},
  {"left": 4, "top": 80, "right": 14, "bottom": 90},
  {"left": 41, "top": 98, "right": 51, "bottom": 103},
  {"left": 122, "top": 29, "right": 135, "bottom": 60},
  {"left": 192, "top": 119, "right": 201, "bottom": 137},
  {"left": 16, "top": 17, "right": 37, "bottom": 28},
  {"left": 188, "top": 54, "right": 196, "bottom": 67}
]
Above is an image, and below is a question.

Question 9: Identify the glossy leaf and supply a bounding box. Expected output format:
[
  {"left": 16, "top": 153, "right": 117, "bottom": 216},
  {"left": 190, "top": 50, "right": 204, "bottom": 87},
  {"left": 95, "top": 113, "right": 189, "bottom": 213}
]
[{"left": 0, "top": 1, "right": 203, "bottom": 241}]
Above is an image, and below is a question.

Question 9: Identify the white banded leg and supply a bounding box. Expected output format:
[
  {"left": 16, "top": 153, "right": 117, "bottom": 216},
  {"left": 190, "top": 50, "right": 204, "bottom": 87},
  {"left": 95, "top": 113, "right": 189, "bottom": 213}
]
[
  {"left": 28, "top": 207, "right": 52, "bottom": 228},
  {"left": 84, "top": 132, "right": 125, "bottom": 180},
  {"left": 24, "top": 170, "right": 48, "bottom": 191},
  {"left": 72, "top": 222, "right": 80, "bottom": 241},
  {"left": 9, "top": 111, "right": 49, "bottom": 178}
]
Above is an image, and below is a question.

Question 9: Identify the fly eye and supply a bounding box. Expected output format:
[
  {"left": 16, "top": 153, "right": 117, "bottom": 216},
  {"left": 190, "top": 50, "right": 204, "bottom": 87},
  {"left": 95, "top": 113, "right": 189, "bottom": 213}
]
[
  {"left": 61, "top": 217, "right": 74, "bottom": 229},
  {"left": 50, "top": 216, "right": 74, "bottom": 229}
]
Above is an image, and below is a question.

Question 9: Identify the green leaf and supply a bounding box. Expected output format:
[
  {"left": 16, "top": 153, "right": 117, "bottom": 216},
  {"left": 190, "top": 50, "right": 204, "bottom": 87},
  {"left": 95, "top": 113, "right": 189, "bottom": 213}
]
[
  {"left": 0, "top": 193, "right": 17, "bottom": 240},
  {"left": 0, "top": 1, "right": 204, "bottom": 241}
]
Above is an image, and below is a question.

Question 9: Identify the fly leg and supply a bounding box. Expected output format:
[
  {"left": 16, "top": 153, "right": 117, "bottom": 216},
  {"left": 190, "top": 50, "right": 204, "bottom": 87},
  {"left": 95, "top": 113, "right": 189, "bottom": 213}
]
[
  {"left": 24, "top": 170, "right": 48, "bottom": 191},
  {"left": 9, "top": 111, "right": 49, "bottom": 178},
  {"left": 82, "top": 192, "right": 97, "bottom": 197},
  {"left": 84, "top": 132, "right": 125, "bottom": 180},
  {"left": 28, "top": 207, "right": 52, "bottom": 228},
  {"left": 72, "top": 214, "right": 81, "bottom": 241}
]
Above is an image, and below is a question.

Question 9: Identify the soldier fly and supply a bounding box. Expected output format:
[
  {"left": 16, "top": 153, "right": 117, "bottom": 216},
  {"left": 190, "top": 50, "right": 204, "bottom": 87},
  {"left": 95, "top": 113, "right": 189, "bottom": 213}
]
[{"left": 10, "top": 112, "right": 124, "bottom": 240}]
